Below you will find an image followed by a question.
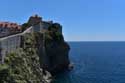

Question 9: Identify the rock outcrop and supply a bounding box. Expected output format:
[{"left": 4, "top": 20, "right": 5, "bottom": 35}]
[{"left": 38, "top": 23, "right": 70, "bottom": 74}]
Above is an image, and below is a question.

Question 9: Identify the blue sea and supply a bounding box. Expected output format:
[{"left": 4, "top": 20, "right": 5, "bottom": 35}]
[{"left": 53, "top": 42, "right": 125, "bottom": 83}]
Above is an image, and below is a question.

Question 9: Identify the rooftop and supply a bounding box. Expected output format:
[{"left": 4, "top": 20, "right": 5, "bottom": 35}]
[{"left": 0, "top": 22, "right": 21, "bottom": 30}]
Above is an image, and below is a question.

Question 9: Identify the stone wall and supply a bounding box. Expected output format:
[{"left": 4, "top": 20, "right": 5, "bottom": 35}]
[
  {"left": 0, "top": 34, "right": 21, "bottom": 63},
  {"left": 0, "top": 26, "right": 33, "bottom": 63}
]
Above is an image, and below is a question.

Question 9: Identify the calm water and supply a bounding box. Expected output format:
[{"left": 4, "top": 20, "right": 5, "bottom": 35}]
[{"left": 53, "top": 42, "right": 125, "bottom": 83}]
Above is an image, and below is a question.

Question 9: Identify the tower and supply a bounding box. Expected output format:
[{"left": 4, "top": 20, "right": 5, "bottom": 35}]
[{"left": 28, "top": 14, "right": 42, "bottom": 26}]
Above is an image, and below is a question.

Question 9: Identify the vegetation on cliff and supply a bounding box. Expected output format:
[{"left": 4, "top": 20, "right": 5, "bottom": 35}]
[{"left": 0, "top": 32, "right": 51, "bottom": 83}]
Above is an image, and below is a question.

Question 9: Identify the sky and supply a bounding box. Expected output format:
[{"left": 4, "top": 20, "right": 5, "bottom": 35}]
[{"left": 0, "top": 0, "right": 125, "bottom": 41}]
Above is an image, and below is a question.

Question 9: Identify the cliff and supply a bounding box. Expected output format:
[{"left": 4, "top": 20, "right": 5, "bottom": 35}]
[
  {"left": 39, "top": 23, "right": 70, "bottom": 74},
  {"left": 0, "top": 22, "right": 70, "bottom": 83},
  {"left": 22, "top": 21, "right": 70, "bottom": 74}
]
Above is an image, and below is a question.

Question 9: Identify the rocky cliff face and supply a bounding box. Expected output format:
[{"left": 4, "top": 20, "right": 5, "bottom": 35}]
[
  {"left": 45, "top": 41, "right": 70, "bottom": 74},
  {"left": 38, "top": 23, "right": 70, "bottom": 74},
  {"left": 39, "top": 38, "right": 70, "bottom": 74}
]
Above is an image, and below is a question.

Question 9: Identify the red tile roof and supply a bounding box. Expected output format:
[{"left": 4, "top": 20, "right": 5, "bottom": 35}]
[{"left": 0, "top": 22, "right": 21, "bottom": 30}]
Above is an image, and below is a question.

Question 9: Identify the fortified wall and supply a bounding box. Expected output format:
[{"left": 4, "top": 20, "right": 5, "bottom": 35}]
[
  {"left": 0, "top": 26, "right": 33, "bottom": 63},
  {"left": 0, "top": 15, "right": 62, "bottom": 64}
]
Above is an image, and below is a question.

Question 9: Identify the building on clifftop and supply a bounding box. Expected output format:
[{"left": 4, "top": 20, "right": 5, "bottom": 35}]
[
  {"left": 0, "top": 22, "right": 21, "bottom": 38},
  {"left": 27, "top": 14, "right": 62, "bottom": 33}
]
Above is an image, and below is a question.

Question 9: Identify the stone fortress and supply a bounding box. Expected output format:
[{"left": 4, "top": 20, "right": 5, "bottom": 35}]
[{"left": 0, "top": 14, "right": 62, "bottom": 63}]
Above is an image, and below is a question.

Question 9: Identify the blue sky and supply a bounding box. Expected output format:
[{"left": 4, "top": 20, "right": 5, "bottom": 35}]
[{"left": 0, "top": 0, "right": 125, "bottom": 41}]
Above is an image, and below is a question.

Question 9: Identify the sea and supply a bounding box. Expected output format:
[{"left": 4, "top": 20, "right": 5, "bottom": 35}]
[{"left": 53, "top": 42, "right": 125, "bottom": 83}]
